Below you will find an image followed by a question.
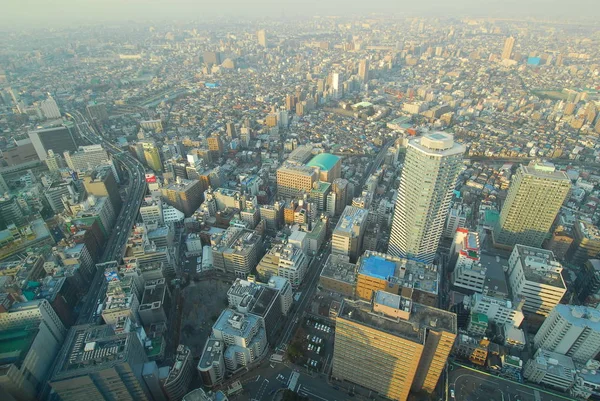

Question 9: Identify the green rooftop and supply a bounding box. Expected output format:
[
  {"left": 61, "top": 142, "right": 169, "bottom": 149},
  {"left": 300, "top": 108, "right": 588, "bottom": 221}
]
[{"left": 306, "top": 153, "right": 340, "bottom": 172}]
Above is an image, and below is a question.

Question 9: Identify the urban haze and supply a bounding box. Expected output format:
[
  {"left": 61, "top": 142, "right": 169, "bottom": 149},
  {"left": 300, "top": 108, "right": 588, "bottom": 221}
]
[{"left": 0, "top": 2, "right": 599, "bottom": 401}]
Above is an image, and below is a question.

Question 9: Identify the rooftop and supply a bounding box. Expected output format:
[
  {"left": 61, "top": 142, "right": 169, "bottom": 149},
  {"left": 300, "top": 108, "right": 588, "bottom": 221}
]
[
  {"left": 198, "top": 337, "right": 224, "bottom": 371},
  {"left": 522, "top": 161, "right": 570, "bottom": 181},
  {"left": 513, "top": 245, "right": 565, "bottom": 288},
  {"left": 333, "top": 206, "right": 368, "bottom": 236},
  {"left": 338, "top": 297, "right": 456, "bottom": 344},
  {"left": 320, "top": 254, "right": 356, "bottom": 284},
  {"left": 306, "top": 153, "right": 341, "bottom": 172},
  {"left": 213, "top": 309, "right": 261, "bottom": 339},
  {"left": 51, "top": 324, "right": 136, "bottom": 380},
  {"left": 554, "top": 304, "right": 600, "bottom": 332},
  {"left": 531, "top": 349, "right": 575, "bottom": 380},
  {"left": 359, "top": 254, "right": 396, "bottom": 281}
]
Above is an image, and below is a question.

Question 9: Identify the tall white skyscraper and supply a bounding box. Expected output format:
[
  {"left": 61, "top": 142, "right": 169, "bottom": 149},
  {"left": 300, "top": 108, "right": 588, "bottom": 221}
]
[{"left": 389, "top": 132, "right": 464, "bottom": 263}]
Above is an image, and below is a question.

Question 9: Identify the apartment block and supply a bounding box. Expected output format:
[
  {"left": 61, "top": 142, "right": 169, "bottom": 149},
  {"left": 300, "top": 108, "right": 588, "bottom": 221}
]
[{"left": 507, "top": 245, "right": 566, "bottom": 316}]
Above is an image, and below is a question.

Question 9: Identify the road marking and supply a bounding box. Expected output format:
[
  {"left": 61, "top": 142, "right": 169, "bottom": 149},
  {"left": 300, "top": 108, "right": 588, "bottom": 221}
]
[{"left": 298, "top": 385, "right": 330, "bottom": 401}]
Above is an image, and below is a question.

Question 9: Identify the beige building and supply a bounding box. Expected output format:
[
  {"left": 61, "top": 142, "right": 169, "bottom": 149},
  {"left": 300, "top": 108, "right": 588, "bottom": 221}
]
[
  {"left": 494, "top": 162, "right": 570, "bottom": 249},
  {"left": 332, "top": 206, "right": 369, "bottom": 262},
  {"left": 276, "top": 162, "right": 317, "bottom": 198},
  {"left": 332, "top": 292, "right": 456, "bottom": 401}
]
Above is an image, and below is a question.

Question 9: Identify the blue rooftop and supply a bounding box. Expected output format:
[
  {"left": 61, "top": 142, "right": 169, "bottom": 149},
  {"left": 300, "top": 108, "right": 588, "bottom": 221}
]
[
  {"left": 306, "top": 153, "right": 340, "bottom": 172},
  {"left": 359, "top": 255, "right": 396, "bottom": 280}
]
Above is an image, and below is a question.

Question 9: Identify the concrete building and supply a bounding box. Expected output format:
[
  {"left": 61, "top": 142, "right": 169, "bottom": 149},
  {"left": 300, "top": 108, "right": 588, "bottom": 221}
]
[
  {"left": 141, "top": 140, "right": 162, "bottom": 172},
  {"left": 466, "top": 293, "right": 524, "bottom": 327},
  {"left": 451, "top": 229, "right": 485, "bottom": 293},
  {"left": 494, "top": 162, "right": 570, "bottom": 249},
  {"left": 64, "top": 144, "right": 111, "bottom": 173},
  {"left": 389, "top": 133, "right": 465, "bottom": 263},
  {"left": 28, "top": 124, "right": 78, "bottom": 161},
  {"left": 306, "top": 153, "right": 341, "bottom": 183},
  {"left": 40, "top": 95, "right": 61, "bottom": 119},
  {"left": 534, "top": 304, "right": 600, "bottom": 364},
  {"left": 332, "top": 292, "right": 456, "bottom": 401},
  {"left": 256, "top": 243, "right": 308, "bottom": 288},
  {"left": 163, "top": 345, "right": 194, "bottom": 401},
  {"left": 502, "top": 36, "right": 515, "bottom": 60},
  {"left": 83, "top": 164, "right": 122, "bottom": 214},
  {"left": 467, "top": 312, "right": 488, "bottom": 336},
  {"left": 575, "top": 259, "right": 600, "bottom": 305},
  {"left": 319, "top": 254, "right": 356, "bottom": 297},
  {"left": 182, "top": 388, "right": 228, "bottom": 401},
  {"left": 257, "top": 29, "right": 267, "bottom": 47},
  {"left": 160, "top": 178, "right": 203, "bottom": 217},
  {"left": 332, "top": 206, "right": 368, "bottom": 262},
  {"left": 276, "top": 162, "right": 317, "bottom": 198},
  {"left": 443, "top": 205, "right": 467, "bottom": 238},
  {"left": 524, "top": 349, "right": 575, "bottom": 392},
  {"left": 210, "top": 309, "right": 267, "bottom": 371},
  {"left": 453, "top": 334, "right": 489, "bottom": 366},
  {"left": 49, "top": 324, "right": 151, "bottom": 401},
  {"left": 210, "top": 227, "right": 262, "bottom": 278},
  {"left": 197, "top": 338, "right": 225, "bottom": 387},
  {"left": 138, "top": 278, "right": 171, "bottom": 326},
  {"left": 568, "top": 220, "right": 600, "bottom": 267},
  {"left": 0, "top": 313, "right": 65, "bottom": 401},
  {"left": 507, "top": 245, "right": 566, "bottom": 316}
]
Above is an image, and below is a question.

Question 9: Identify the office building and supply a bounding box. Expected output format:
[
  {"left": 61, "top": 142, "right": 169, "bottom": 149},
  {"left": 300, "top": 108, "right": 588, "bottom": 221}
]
[
  {"left": 389, "top": 133, "right": 464, "bottom": 263},
  {"left": 40, "top": 95, "right": 61, "bottom": 119},
  {"left": 140, "top": 199, "right": 165, "bottom": 225},
  {"left": 210, "top": 227, "right": 262, "bottom": 278},
  {"left": 332, "top": 178, "right": 351, "bottom": 216},
  {"left": 139, "top": 278, "right": 171, "bottom": 326},
  {"left": 467, "top": 312, "right": 488, "bottom": 336},
  {"left": 0, "top": 195, "right": 25, "bottom": 227},
  {"left": 197, "top": 338, "right": 225, "bottom": 387},
  {"left": 574, "top": 259, "right": 600, "bottom": 305},
  {"left": 210, "top": 309, "right": 267, "bottom": 370},
  {"left": 502, "top": 36, "right": 515, "bottom": 60},
  {"left": 83, "top": 164, "right": 122, "bottom": 213},
  {"left": 256, "top": 243, "right": 308, "bottom": 287},
  {"left": 182, "top": 388, "right": 228, "bottom": 401},
  {"left": 494, "top": 162, "right": 570, "bottom": 249},
  {"left": 534, "top": 304, "right": 600, "bottom": 364},
  {"left": 523, "top": 349, "right": 575, "bottom": 392},
  {"left": 451, "top": 230, "right": 486, "bottom": 293},
  {"left": 64, "top": 144, "right": 111, "bottom": 173},
  {"left": 306, "top": 153, "right": 342, "bottom": 183},
  {"left": 49, "top": 324, "right": 151, "bottom": 401},
  {"left": 163, "top": 345, "right": 194, "bottom": 401},
  {"left": 332, "top": 206, "right": 369, "bottom": 262},
  {"left": 226, "top": 278, "right": 283, "bottom": 341},
  {"left": 568, "top": 220, "right": 600, "bottom": 266},
  {"left": 160, "top": 178, "right": 203, "bottom": 217},
  {"left": 0, "top": 314, "right": 65, "bottom": 401},
  {"left": 28, "top": 124, "right": 78, "bottom": 161},
  {"left": 203, "top": 51, "right": 222, "bottom": 66},
  {"left": 207, "top": 134, "right": 224, "bottom": 156},
  {"left": 257, "top": 29, "right": 267, "bottom": 47},
  {"left": 319, "top": 254, "right": 357, "bottom": 297},
  {"left": 332, "top": 292, "right": 456, "bottom": 401},
  {"left": 276, "top": 162, "right": 317, "bottom": 198},
  {"left": 507, "top": 245, "right": 566, "bottom": 316},
  {"left": 466, "top": 293, "right": 524, "bottom": 327},
  {"left": 443, "top": 205, "right": 467, "bottom": 238},
  {"left": 453, "top": 335, "right": 489, "bottom": 366},
  {"left": 358, "top": 59, "right": 369, "bottom": 82},
  {"left": 141, "top": 140, "right": 162, "bottom": 172},
  {"left": 86, "top": 102, "right": 109, "bottom": 123}
]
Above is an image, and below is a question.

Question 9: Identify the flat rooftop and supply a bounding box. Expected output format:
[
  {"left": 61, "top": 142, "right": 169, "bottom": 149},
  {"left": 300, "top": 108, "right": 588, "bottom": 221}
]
[
  {"left": 479, "top": 253, "right": 509, "bottom": 296},
  {"left": 321, "top": 254, "right": 356, "bottom": 284},
  {"left": 334, "top": 206, "right": 368, "bottom": 236},
  {"left": 359, "top": 255, "right": 396, "bottom": 281},
  {"left": 306, "top": 153, "right": 340, "bottom": 172},
  {"left": 249, "top": 287, "right": 278, "bottom": 316},
  {"left": 338, "top": 298, "right": 456, "bottom": 343},
  {"left": 514, "top": 245, "right": 565, "bottom": 288}
]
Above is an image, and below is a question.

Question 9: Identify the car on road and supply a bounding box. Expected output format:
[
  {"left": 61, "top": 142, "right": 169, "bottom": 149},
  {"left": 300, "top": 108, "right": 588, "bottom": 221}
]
[{"left": 450, "top": 389, "right": 455, "bottom": 399}]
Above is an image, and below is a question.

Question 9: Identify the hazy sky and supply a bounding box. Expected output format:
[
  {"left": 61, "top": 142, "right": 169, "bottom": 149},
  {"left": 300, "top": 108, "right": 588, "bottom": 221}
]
[{"left": 1, "top": 0, "right": 599, "bottom": 29}]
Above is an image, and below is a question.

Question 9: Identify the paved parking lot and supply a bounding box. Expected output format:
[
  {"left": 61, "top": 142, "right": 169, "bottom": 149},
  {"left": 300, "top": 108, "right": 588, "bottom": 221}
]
[
  {"left": 302, "top": 318, "right": 334, "bottom": 373},
  {"left": 449, "top": 364, "right": 574, "bottom": 401}
]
